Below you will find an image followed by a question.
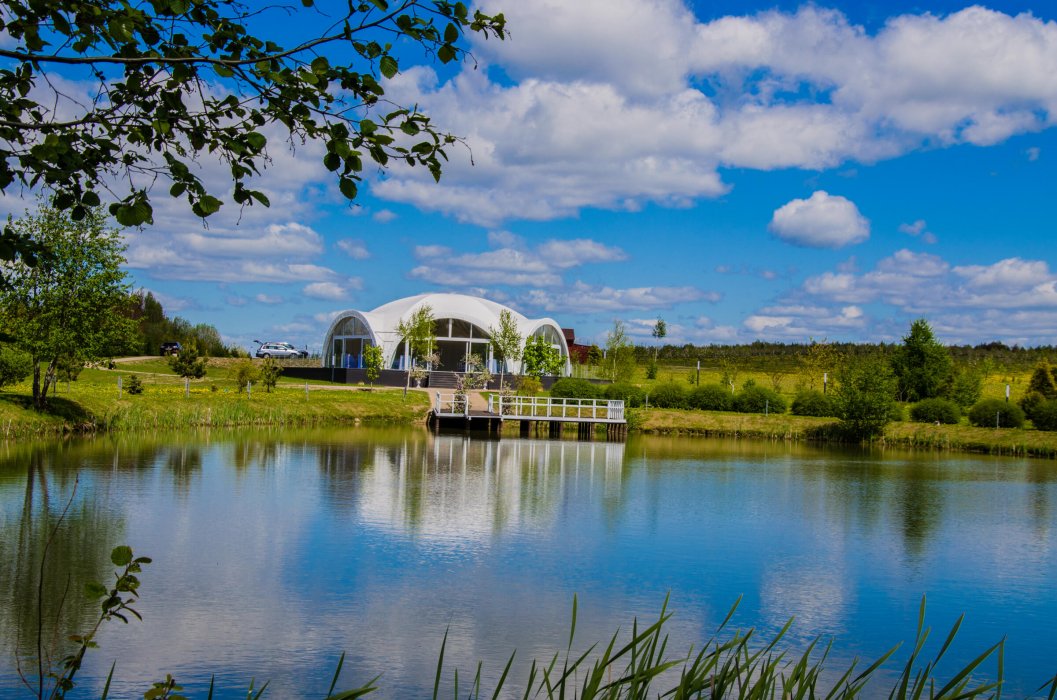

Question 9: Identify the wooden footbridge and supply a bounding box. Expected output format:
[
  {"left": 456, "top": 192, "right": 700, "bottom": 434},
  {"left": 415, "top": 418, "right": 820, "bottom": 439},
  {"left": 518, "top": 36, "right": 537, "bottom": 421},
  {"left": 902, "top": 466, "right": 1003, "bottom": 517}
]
[{"left": 430, "top": 393, "right": 628, "bottom": 440}]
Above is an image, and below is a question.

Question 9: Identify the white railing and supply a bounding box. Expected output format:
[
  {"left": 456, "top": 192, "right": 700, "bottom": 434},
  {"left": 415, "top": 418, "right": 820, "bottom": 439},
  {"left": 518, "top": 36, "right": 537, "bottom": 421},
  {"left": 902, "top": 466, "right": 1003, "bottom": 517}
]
[
  {"left": 485, "top": 395, "right": 625, "bottom": 422},
  {"left": 434, "top": 392, "right": 469, "bottom": 417}
]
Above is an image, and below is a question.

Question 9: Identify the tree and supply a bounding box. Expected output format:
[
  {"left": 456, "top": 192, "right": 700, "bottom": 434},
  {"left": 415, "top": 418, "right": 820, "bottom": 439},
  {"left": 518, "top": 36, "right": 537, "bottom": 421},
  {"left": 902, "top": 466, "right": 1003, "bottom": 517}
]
[
  {"left": 397, "top": 304, "right": 436, "bottom": 392},
  {"left": 0, "top": 1, "right": 507, "bottom": 269},
  {"left": 586, "top": 344, "right": 603, "bottom": 367},
  {"left": 0, "top": 344, "right": 33, "bottom": 388},
  {"left": 169, "top": 339, "right": 207, "bottom": 379},
  {"left": 1027, "top": 359, "right": 1057, "bottom": 399},
  {"left": 834, "top": 354, "right": 898, "bottom": 440},
  {"left": 488, "top": 309, "right": 522, "bottom": 390},
  {"left": 797, "top": 338, "right": 842, "bottom": 392},
  {"left": 890, "top": 319, "right": 953, "bottom": 402},
  {"left": 0, "top": 202, "right": 135, "bottom": 408},
  {"left": 602, "top": 320, "right": 636, "bottom": 383},
  {"left": 258, "top": 357, "right": 283, "bottom": 392},
  {"left": 651, "top": 318, "right": 667, "bottom": 354},
  {"left": 522, "top": 334, "right": 563, "bottom": 378},
  {"left": 363, "top": 344, "right": 383, "bottom": 387}
]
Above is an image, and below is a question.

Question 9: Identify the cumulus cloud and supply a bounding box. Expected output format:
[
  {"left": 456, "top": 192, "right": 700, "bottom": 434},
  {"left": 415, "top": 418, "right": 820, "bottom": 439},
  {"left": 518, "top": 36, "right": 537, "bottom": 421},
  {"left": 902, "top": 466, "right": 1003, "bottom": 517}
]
[
  {"left": 801, "top": 250, "right": 1057, "bottom": 313},
  {"left": 410, "top": 236, "right": 626, "bottom": 288},
  {"left": 898, "top": 219, "right": 937, "bottom": 244},
  {"left": 372, "top": 209, "right": 397, "bottom": 223},
  {"left": 369, "top": 3, "right": 1057, "bottom": 225},
  {"left": 769, "top": 191, "right": 870, "bottom": 248},
  {"left": 520, "top": 281, "right": 710, "bottom": 314},
  {"left": 303, "top": 282, "right": 350, "bottom": 301},
  {"left": 336, "top": 238, "right": 370, "bottom": 259}
]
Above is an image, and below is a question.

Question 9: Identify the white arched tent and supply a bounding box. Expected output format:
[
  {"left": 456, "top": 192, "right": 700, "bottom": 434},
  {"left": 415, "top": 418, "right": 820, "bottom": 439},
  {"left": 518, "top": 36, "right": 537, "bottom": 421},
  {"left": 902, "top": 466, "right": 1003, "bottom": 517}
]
[{"left": 321, "top": 293, "right": 571, "bottom": 376}]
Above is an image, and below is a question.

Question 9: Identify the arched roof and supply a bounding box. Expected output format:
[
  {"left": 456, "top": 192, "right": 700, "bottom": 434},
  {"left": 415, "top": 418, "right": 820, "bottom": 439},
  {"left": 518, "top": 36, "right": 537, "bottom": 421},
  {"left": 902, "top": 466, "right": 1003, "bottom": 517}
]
[{"left": 323, "top": 293, "right": 571, "bottom": 372}]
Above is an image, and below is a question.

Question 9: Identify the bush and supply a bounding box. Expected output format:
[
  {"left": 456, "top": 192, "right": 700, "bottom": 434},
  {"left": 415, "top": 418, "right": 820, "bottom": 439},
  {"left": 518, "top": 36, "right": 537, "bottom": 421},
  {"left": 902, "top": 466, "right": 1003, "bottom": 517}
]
[
  {"left": 968, "top": 398, "right": 1025, "bottom": 428},
  {"left": 834, "top": 355, "right": 898, "bottom": 439},
  {"left": 258, "top": 357, "right": 283, "bottom": 392},
  {"left": 733, "top": 385, "right": 786, "bottom": 414},
  {"left": 650, "top": 382, "right": 687, "bottom": 409},
  {"left": 604, "top": 383, "right": 646, "bottom": 408},
  {"left": 516, "top": 375, "right": 541, "bottom": 395},
  {"left": 790, "top": 390, "right": 836, "bottom": 417},
  {"left": 1020, "top": 391, "right": 1046, "bottom": 421},
  {"left": 232, "top": 359, "right": 259, "bottom": 393},
  {"left": 1027, "top": 359, "right": 1057, "bottom": 399},
  {"left": 125, "top": 374, "right": 144, "bottom": 395},
  {"left": 688, "top": 384, "right": 733, "bottom": 411},
  {"left": 645, "top": 359, "right": 658, "bottom": 380},
  {"left": 0, "top": 345, "right": 33, "bottom": 388},
  {"left": 909, "top": 397, "right": 961, "bottom": 424},
  {"left": 1032, "top": 400, "right": 1057, "bottom": 431},
  {"left": 549, "top": 378, "right": 603, "bottom": 401},
  {"left": 888, "top": 402, "right": 905, "bottom": 422}
]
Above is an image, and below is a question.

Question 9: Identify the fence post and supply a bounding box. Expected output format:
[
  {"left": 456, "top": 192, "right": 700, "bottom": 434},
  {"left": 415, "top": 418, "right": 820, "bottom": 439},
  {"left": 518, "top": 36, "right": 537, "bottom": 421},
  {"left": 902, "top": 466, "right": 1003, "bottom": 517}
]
[
  {"left": 248, "top": 381, "right": 252, "bottom": 397},
  {"left": 185, "top": 377, "right": 190, "bottom": 397},
  {"left": 117, "top": 376, "right": 122, "bottom": 398},
  {"left": 305, "top": 381, "right": 309, "bottom": 400}
]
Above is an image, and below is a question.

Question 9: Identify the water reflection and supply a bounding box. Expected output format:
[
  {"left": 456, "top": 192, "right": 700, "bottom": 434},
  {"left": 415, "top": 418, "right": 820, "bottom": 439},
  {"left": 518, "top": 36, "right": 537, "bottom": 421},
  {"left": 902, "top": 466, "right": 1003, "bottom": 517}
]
[{"left": 0, "top": 429, "right": 1055, "bottom": 698}]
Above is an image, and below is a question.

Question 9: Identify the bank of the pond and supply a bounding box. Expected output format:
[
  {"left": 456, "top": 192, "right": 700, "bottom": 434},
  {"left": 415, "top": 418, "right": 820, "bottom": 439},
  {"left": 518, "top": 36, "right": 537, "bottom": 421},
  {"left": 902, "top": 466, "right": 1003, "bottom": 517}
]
[
  {"left": 636, "top": 407, "right": 1057, "bottom": 458},
  {"left": 0, "top": 384, "right": 430, "bottom": 437}
]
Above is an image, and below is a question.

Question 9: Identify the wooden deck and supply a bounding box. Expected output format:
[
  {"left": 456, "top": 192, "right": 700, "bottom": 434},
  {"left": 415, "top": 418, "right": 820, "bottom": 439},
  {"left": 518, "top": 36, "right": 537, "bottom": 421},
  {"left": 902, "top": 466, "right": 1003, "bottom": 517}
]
[{"left": 430, "top": 393, "right": 627, "bottom": 440}]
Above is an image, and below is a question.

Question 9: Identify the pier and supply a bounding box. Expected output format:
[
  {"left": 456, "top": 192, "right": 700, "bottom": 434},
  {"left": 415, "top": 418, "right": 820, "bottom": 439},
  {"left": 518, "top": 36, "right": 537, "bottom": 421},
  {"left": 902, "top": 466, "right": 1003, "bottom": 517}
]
[{"left": 430, "top": 393, "right": 627, "bottom": 440}]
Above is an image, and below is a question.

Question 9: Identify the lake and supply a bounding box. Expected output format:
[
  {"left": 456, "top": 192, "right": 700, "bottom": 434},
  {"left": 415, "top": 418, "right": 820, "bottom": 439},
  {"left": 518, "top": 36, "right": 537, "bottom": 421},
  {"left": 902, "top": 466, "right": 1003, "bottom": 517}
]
[{"left": 1, "top": 428, "right": 1055, "bottom": 698}]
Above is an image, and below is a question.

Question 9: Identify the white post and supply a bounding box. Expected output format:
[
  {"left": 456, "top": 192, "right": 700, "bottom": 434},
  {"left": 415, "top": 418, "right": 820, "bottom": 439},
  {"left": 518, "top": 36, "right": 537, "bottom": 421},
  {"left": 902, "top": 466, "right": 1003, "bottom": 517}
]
[
  {"left": 248, "top": 381, "right": 252, "bottom": 397},
  {"left": 305, "top": 381, "right": 310, "bottom": 400},
  {"left": 117, "top": 376, "right": 122, "bottom": 398},
  {"left": 185, "top": 377, "right": 190, "bottom": 397},
  {"left": 1005, "top": 384, "right": 1010, "bottom": 403}
]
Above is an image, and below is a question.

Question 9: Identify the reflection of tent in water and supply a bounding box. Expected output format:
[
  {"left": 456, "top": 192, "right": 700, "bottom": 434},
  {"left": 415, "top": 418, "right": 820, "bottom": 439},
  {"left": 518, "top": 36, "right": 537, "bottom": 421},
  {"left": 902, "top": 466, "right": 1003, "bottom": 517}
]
[{"left": 350, "top": 435, "right": 625, "bottom": 540}]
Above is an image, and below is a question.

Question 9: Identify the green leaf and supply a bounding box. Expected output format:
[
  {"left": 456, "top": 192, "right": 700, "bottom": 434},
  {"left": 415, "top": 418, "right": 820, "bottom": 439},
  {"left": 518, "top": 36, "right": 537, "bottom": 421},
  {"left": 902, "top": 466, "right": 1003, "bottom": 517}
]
[
  {"left": 438, "top": 44, "right": 457, "bottom": 63},
  {"left": 444, "top": 22, "right": 459, "bottom": 43},
  {"left": 111, "top": 546, "right": 133, "bottom": 567},
  {"left": 379, "top": 55, "right": 398, "bottom": 79},
  {"left": 359, "top": 119, "right": 377, "bottom": 135},
  {"left": 214, "top": 64, "right": 234, "bottom": 79},
  {"left": 192, "top": 195, "right": 223, "bottom": 217},
  {"left": 245, "top": 132, "right": 267, "bottom": 152},
  {"left": 311, "top": 56, "right": 330, "bottom": 75},
  {"left": 85, "top": 581, "right": 108, "bottom": 599},
  {"left": 339, "top": 178, "right": 358, "bottom": 200}
]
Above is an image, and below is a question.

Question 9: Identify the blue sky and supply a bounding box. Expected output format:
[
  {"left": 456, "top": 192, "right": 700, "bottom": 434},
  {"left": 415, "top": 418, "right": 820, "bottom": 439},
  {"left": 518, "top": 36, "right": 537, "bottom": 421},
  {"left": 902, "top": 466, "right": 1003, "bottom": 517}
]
[{"left": 7, "top": 1, "right": 1056, "bottom": 351}]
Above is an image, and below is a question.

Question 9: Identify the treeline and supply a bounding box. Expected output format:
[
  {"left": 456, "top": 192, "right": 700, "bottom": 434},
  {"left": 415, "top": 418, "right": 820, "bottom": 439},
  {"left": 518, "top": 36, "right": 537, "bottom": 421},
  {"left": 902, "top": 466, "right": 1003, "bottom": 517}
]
[
  {"left": 110, "top": 290, "right": 243, "bottom": 358},
  {"left": 635, "top": 340, "right": 1056, "bottom": 372}
]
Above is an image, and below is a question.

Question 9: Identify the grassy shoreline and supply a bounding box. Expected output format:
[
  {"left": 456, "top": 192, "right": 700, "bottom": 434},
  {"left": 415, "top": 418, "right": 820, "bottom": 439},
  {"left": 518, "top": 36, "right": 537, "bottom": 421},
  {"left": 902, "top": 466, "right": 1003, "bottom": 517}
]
[{"left": 2, "top": 359, "right": 1056, "bottom": 458}]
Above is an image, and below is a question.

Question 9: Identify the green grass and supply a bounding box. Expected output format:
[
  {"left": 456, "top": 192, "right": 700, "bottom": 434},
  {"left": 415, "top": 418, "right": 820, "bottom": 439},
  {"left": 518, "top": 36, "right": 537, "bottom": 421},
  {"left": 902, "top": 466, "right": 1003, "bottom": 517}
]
[{"left": 0, "top": 360, "right": 429, "bottom": 437}]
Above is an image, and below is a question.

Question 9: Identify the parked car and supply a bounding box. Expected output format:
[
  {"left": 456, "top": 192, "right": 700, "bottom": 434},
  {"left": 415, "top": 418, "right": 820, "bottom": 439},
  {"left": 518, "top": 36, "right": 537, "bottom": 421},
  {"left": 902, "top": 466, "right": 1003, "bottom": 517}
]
[
  {"left": 160, "top": 341, "right": 181, "bottom": 356},
  {"left": 255, "top": 342, "right": 308, "bottom": 359}
]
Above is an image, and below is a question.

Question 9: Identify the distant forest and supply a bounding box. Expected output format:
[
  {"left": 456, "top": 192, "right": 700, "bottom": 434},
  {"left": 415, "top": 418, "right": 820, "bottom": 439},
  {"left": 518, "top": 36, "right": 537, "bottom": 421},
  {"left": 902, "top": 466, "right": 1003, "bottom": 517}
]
[
  {"left": 631, "top": 340, "right": 1055, "bottom": 373},
  {"left": 110, "top": 290, "right": 242, "bottom": 358}
]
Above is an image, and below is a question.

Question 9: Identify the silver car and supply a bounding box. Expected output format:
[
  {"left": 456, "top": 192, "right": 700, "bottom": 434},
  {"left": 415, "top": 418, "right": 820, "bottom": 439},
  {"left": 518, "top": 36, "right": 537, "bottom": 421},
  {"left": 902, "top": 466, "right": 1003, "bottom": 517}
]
[{"left": 255, "top": 342, "right": 307, "bottom": 359}]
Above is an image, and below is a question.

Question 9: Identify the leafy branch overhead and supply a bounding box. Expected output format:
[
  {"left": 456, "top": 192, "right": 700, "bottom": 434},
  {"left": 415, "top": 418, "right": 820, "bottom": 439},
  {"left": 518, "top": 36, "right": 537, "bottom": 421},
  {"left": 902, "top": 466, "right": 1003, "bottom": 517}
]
[{"left": 0, "top": 0, "right": 506, "bottom": 241}]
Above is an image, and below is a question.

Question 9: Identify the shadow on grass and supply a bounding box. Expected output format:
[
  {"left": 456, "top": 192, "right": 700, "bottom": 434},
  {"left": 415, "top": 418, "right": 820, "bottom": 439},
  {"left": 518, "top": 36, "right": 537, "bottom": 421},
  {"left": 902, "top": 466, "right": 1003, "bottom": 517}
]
[{"left": 0, "top": 392, "right": 98, "bottom": 428}]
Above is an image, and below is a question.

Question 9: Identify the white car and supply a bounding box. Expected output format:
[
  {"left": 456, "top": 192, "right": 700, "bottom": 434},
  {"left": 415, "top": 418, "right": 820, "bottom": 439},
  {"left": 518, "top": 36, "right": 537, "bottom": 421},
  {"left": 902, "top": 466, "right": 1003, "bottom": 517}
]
[{"left": 256, "top": 342, "right": 308, "bottom": 359}]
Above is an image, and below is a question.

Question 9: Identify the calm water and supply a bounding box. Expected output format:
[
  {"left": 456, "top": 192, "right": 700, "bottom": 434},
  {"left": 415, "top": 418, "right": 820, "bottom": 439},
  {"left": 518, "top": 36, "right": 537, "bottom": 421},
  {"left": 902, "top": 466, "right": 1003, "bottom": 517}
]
[{"left": 1, "top": 428, "right": 1055, "bottom": 698}]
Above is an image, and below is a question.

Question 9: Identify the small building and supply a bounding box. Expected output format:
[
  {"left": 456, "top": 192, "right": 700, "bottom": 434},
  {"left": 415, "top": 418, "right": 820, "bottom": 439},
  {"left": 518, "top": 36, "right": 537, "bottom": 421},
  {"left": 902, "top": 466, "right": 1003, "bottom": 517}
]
[{"left": 321, "top": 293, "right": 572, "bottom": 376}]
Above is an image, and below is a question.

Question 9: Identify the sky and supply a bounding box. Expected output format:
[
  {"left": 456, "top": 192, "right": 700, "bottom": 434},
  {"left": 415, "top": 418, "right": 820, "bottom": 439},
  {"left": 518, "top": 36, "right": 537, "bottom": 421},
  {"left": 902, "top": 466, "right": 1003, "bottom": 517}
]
[{"left": 5, "top": 0, "right": 1057, "bottom": 351}]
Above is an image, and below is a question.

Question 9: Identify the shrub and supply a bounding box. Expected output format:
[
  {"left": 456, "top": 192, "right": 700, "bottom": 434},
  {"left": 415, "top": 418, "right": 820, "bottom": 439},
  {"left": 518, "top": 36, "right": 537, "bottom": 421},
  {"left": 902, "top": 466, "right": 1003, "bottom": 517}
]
[
  {"left": 232, "top": 359, "right": 259, "bottom": 393},
  {"left": 1027, "top": 359, "right": 1057, "bottom": 399},
  {"left": 968, "top": 398, "right": 1025, "bottom": 429},
  {"left": 688, "top": 384, "right": 733, "bottom": 411},
  {"left": 604, "top": 383, "right": 646, "bottom": 408},
  {"left": 888, "top": 402, "right": 905, "bottom": 422},
  {"left": 0, "top": 345, "right": 33, "bottom": 388},
  {"left": 1020, "top": 391, "right": 1047, "bottom": 421},
  {"left": 1032, "top": 400, "right": 1057, "bottom": 431},
  {"left": 909, "top": 398, "right": 961, "bottom": 424},
  {"left": 834, "top": 355, "right": 897, "bottom": 439},
  {"left": 258, "top": 357, "right": 283, "bottom": 392},
  {"left": 650, "top": 382, "right": 687, "bottom": 409},
  {"left": 946, "top": 366, "right": 983, "bottom": 409},
  {"left": 645, "top": 360, "right": 658, "bottom": 380},
  {"left": 169, "top": 340, "right": 207, "bottom": 379},
  {"left": 516, "top": 375, "right": 541, "bottom": 395},
  {"left": 733, "top": 386, "right": 787, "bottom": 414},
  {"left": 125, "top": 374, "right": 144, "bottom": 395},
  {"left": 549, "top": 378, "right": 603, "bottom": 401},
  {"left": 790, "top": 390, "right": 836, "bottom": 417}
]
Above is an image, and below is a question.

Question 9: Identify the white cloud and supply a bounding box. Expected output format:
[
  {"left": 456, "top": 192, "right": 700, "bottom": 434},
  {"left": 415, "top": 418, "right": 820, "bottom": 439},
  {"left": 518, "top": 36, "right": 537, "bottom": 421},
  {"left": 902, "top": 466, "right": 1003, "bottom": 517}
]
[
  {"left": 409, "top": 237, "right": 626, "bottom": 288},
  {"left": 369, "top": 4, "right": 1057, "bottom": 225},
  {"left": 769, "top": 191, "right": 869, "bottom": 248},
  {"left": 336, "top": 238, "right": 370, "bottom": 259},
  {"left": 801, "top": 250, "right": 1057, "bottom": 314},
  {"left": 255, "top": 293, "right": 284, "bottom": 305},
  {"left": 302, "top": 282, "right": 349, "bottom": 301},
  {"left": 898, "top": 219, "right": 937, "bottom": 244},
  {"left": 372, "top": 209, "right": 397, "bottom": 223},
  {"left": 1027, "top": 147, "right": 1041, "bottom": 161},
  {"left": 520, "top": 281, "right": 709, "bottom": 313}
]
